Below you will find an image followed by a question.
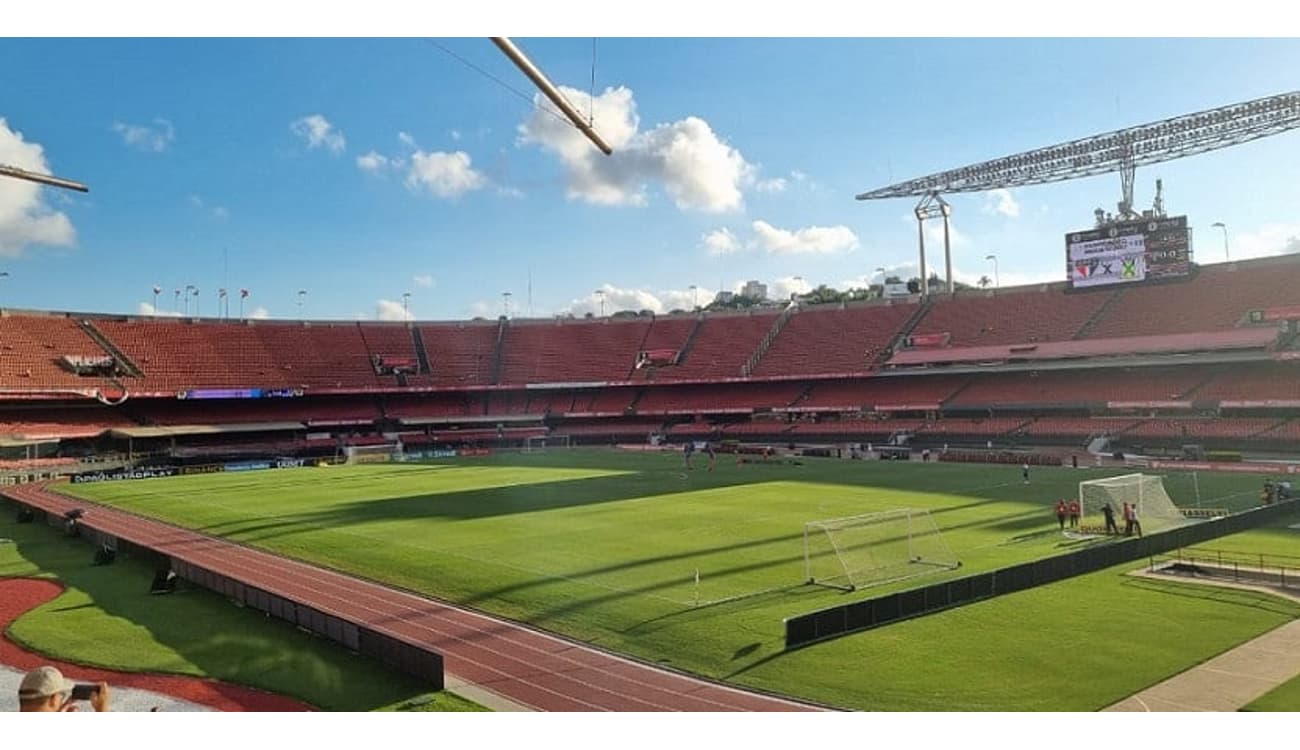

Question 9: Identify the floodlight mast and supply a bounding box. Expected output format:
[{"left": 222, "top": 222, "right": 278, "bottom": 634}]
[
  {"left": 856, "top": 90, "right": 1300, "bottom": 299},
  {"left": 0, "top": 164, "right": 89, "bottom": 192}
]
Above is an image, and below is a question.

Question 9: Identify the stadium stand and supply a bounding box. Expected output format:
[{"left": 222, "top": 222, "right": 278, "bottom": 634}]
[
  {"left": 413, "top": 322, "right": 499, "bottom": 386},
  {"left": 909, "top": 286, "right": 1109, "bottom": 346},
  {"left": 497, "top": 318, "right": 651, "bottom": 384},
  {"left": 635, "top": 382, "right": 805, "bottom": 414},
  {"left": 650, "top": 312, "right": 779, "bottom": 381},
  {"left": 750, "top": 302, "right": 917, "bottom": 377},
  {"left": 0, "top": 314, "right": 117, "bottom": 389},
  {"left": 949, "top": 368, "right": 1209, "bottom": 407},
  {"left": 1081, "top": 255, "right": 1300, "bottom": 339},
  {"left": 795, "top": 376, "right": 967, "bottom": 411}
]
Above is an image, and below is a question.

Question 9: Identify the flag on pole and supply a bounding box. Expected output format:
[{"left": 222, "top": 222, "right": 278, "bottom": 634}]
[
  {"left": 219, "top": 288, "right": 227, "bottom": 298},
  {"left": 240, "top": 288, "right": 249, "bottom": 298},
  {"left": 152, "top": 286, "right": 162, "bottom": 295}
]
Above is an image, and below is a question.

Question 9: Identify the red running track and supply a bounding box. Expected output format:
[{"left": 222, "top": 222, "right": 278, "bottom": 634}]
[
  {"left": 5, "top": 482, "right": 820, "bottom": 712},
  {"left": 0, "top": 577, "right": 312, "bottom": 711}
]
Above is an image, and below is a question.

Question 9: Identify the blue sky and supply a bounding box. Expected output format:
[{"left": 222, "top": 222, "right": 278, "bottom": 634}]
[{"left": 1, "top": 37, "right": 1298, "bottom": 321}]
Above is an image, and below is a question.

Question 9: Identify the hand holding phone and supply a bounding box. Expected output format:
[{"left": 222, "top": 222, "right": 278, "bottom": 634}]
[{"left": 70, "top": 683, "right": 99, "bottom": 701}]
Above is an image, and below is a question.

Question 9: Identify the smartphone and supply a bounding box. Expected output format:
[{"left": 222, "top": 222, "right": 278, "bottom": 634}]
[{"left": 70, "top": 684, "right": 99, "bottom": 701}]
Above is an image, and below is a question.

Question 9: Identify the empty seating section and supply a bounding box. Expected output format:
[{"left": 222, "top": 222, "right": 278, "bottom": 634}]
[
  {"left": 912, "top": 288, "right": 1108, "bottom": 346},
  {"left": 416, "top": 323, "right": 498, "bottom": 386},
  {"left": 798, "top": 377, "right": 966, "bottom": 410},
  {"left": 1018, "top": 417, "right": 1140, "bottom": 437},
  {"left": 384, "top": 393, "right": 485, "bottom": 419},
  {"left": 1083, "top": 257, "right": 1300, "bottom": 338},
  {"left": 0, "top": 408, "right": 134, "bottom": 439},
  {"left": 651, "top": 313, "right": 778, "bottom": 381},
  {"left": 94, "top": 319, "right": 278, "bottom": 389},
  {"left": 635, "top": 383, "right": 804, "bottom": 414},
  {"left": 1124, "top": 418, "right": 1283, "bottom": 441},
  {"left": 951, "top": 368, "right": 1207, "bottom": 406},
  {"left": 1258, "top": 419, "right": 1300, "bottom": 441},
  {"left": 358, "top": 325, "right": 418, "bottom": 366},
  {"left": 752, "top": 303, "right": 916, "bottom": 376},
  {"left": 1196, "top": 365, "right": 1300, "bottom": 403},
  {"left": 788, "top": 418, "right": 926, "bottom": 437},
  {"left": 552, "top": 419, "right": 664, "bottom": 437},
  {"left": 252, "top": 324, "right": 380, "bottom": 390},
  {"left": 498, "top": 319, "right": 651, "bottom": 384},
  {"left": 918, "top": 417, "right": 1030, "bottom": 437},
  {"left": 485, "top": 390, "right": 533, "bottom": 415},
  {"left": 639, "top": 316, "right": 698, "bottom": 355},
  {"left": 572, "top": 388, "right": 636, "bottom": 414},
  {"left": 0, "top": 315, "right": 112, "bottom": 388}
]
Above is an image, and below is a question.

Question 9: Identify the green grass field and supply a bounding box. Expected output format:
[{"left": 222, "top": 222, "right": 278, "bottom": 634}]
[
  {"left": 58, "top": 449, "right": 1300, "bottom": 710},
  {"left": 0, "top": 512, "right": 485, "bottom": 711}
]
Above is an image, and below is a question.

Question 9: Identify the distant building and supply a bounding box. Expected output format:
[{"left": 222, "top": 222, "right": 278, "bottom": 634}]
[
  {"left": 714, "top": 290, "right": 736, "bottom": 304},
  {"left": 740, "top": 280, "right": 768, "bottom": 300}
]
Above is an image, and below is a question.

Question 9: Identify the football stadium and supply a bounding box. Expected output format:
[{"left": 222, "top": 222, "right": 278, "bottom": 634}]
[{"left": 1, "top": 33, "right": 1299, "bottom": 718}]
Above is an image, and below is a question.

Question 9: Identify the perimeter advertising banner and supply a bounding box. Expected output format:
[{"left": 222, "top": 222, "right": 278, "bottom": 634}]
[{"left": 1065, "top": 215, "right": 1190, "bottom": 289}]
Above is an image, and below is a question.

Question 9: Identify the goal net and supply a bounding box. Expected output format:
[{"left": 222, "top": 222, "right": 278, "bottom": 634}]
[
  {"left": 803, "top": 508, "right": 961, "bottom": 592},
  {"left": 524, "top": 434, "right": 571, "bottom": 453},
  {"left": 344, "top": 443, "right": 400, "bottom": 465},
  {"left": 1078, "top": 473, "right": 1187, "bottom": 533}
]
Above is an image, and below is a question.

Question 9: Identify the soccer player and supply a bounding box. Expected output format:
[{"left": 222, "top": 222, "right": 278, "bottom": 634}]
[
  {"left": 1067, "top": 498, "right": 1080, "bottom": 528},
  {"left": 1022, "top": 464, "right": 1030, "bottom": 484},
  {"left": 705, "top": 442, "right": 717, "bottom": 472},
  {"left": 683, "top": 441, "right": 695, "bottom": 470},
  {"left": 1101, "top": 502, "right": 1119, "bottom": 535},
  {"left": 1055, "top": 499, "right": 1067, "bottom": 531}
]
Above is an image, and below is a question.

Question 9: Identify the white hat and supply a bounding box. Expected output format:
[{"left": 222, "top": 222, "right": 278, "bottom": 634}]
[{"left": 18, "top": 666, "right": 74, "bottom": 700}]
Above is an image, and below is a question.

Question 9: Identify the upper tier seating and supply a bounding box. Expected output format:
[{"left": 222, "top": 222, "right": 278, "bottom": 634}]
[
  {"left": 412, "top": 323, "right": 499, "bottom": 386},
  {"left": 751, "top": 303, "right": 917, "bottom": 376},
  {"left": 497, "top": 318, "right": 652, "bottom": 384},
  {"left": 796, "top": 377, "right": 966, "bottom": 410},
  {"left": 130, "top": 397, "right": 380, "bottom": 426},
  {"left": 650, "top": 312, "right": 779, "bottom": 382},
  {"left": 1194, "top": 364, "right": 1300, "bottom": 403},
  {"left": 0, "top": 315, "right": 113, "bottom": 389},
  {"left": 911, "top": 287, "right": 1109, "bottom": 346},
  {"left": 0, "top": 407, "right": 135, "bottom": 439},
  {"left": 1083, "top": 256, "right": 1300, "bottom": 338}
]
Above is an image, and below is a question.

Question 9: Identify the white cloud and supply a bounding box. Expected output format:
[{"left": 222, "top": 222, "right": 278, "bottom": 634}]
[
  {"left": 112, "top": 118, "right": 175, "bottom": 152},
  {"left": 412, "top": 274, "right": 435, "bottom": 288},
  {"left": 356, "top": 151, "right": 389, "bottom": 172},
  {"left": 702, "top": 227, "right": 741, "bottom": 256},
  {"left": 0, "top": 119, "right": 77, "bottom": 257},
  {"left": 751, "top": 220, "right": 859, "bottom": 255},
  {"left": 771, "top": 275, "right": 812, "bottom": 300},
  {"left": 404, "top": 150, "right": 486, "bottom": 198},
  {"left": 857, "top": 260, "right": 1061, "bottom": 289},
  {"left": 755, "top": 177, "right": 787, "bottom": 193},
  {"left": 790, "top": 170, "right": 808, "bottom": 182},
  {"left": 469, "top": 300, "right": 492, "bottom": 318},
  {"left": 398, "top": 132, "right": 417, "bottom": 149},
  {"left": 187, "top": 194, "right": 228, "bottom": 220},
  {"left": 982, "top": 188, "right": 1021, "bottom": 219},
  {"left": 376, "top": 299, "right": 415, "bottom": 321},
  {"left": 924, "top": 221, "right": 970, "bottom": 248},
  {"left": 1221, "top": 223, "right": 1300, "bottom": 262},
  {"left": 136, "top": 302, "right": 181, "bottom": 317},
  {"left": 248, "top": 306, "right": 270, "bottom": 320},
  {"left": 290, "top": 114, "right": 345, "bottom": 153},
  {"left": 519, "top": 85, "right": 753, "bottom": 213},
  {"left": 562, "top": 282, "right": 714, "bottom": 317},
  {"left": 450, "top": 130, "right": 462, "bottom": 141}
]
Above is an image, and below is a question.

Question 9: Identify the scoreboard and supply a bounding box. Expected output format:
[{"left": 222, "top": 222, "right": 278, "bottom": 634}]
[{"left": 1065, "top": 215, "right": 1191, "bottom": 289}]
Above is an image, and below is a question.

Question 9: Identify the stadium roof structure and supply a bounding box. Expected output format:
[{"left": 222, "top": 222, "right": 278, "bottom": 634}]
[
  {"left": 0, "top": 163, "right": 88, "bottom": 192},
  {"left": 857, "top": 90, "right": 1300, "bottom": 296}
]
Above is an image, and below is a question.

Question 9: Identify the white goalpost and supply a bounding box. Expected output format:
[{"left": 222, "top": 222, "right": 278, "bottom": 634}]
[
  {"left": 1078, "top": 473, "right": 1187, "bottom": 533},
  {"left": 524, "top": 434, "right": 571, "bottom": 453},
  {"left": 803, "top": 508, "right": 961, "bottom": 592},
  {"left": 344, "top": 443, "right": 401, "bottom": 465}
]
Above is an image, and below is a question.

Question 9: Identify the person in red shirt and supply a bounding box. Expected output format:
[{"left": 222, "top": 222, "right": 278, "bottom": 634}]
[
  {"left": 1067, "top": 498, "right": 1081, "bottom": 528},
  {"left": 1055, "top": 499, "right": 1067, "bottom": 531}
]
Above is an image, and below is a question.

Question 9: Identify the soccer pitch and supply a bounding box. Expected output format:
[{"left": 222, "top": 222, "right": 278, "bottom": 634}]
[{"left": 61, "top": 450, "right": 1300, "bottom": 710}]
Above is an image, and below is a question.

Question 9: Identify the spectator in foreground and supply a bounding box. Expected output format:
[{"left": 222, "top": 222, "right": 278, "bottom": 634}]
[{"left": 17, "top": 666, "right": 110, "bottom": 712}]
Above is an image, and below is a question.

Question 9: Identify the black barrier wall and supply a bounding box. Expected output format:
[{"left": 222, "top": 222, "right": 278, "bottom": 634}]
[
  {"left": 168, "top": 558, "right": 444, "bottom": 689},
  {"left": 785, "top": 500, "right": 1299, "bottom": 648}
]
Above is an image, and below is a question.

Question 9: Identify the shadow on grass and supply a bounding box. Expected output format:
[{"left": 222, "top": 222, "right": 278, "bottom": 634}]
[{"left": 0, "top": 507, "right": 456, "bottom": 711}]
